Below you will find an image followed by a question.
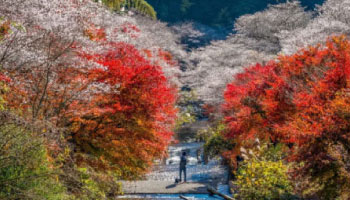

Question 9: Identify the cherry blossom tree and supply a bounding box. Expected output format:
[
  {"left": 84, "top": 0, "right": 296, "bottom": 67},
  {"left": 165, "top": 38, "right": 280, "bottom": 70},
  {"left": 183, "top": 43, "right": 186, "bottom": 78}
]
[
  {"left": 0, "top": 0, "right": 183, "bottom": 121},
  {"left": 184, "top": 1, "right": 311, "bottom": 106},
  {"left": 279, "top": 0, "right": 350, "bottom": 54}
]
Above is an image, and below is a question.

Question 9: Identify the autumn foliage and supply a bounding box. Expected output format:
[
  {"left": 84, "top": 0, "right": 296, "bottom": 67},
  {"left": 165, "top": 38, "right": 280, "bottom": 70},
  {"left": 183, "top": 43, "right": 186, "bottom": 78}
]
[
  {"left": 0, "top": 0, "right": 180, "bottom": 198},
  {"left": 223, "top": 36, "right": 350, "bottom": 198},
  {"left": 1, "top": 14, "right": 178, "bottom": 180},
  {"left": 71, "top": 42, "right": 177, "bottom": 178},
  {"left": 2, "top": 18, "right": 177, "bottom": 185}
]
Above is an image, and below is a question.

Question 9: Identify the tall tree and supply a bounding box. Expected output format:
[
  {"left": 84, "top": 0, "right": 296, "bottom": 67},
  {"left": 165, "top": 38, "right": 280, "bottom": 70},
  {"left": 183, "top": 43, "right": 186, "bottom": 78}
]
[
  {"left": 223, "top": 36, "right": 350, "bottom": 199},
  {"left": 71, "top": 42, "right": 177, "bottom": 178}
]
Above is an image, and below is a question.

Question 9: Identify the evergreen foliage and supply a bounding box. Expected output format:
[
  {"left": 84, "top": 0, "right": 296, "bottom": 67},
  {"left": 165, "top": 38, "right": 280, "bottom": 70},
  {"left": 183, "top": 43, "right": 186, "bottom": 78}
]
[{"left": 98, "top": 0, "right": 156, "bottom": 19}]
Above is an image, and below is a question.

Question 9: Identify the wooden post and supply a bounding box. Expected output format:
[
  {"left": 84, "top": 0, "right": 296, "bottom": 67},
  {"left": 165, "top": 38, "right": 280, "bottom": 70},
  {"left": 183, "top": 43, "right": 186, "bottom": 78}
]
[{"left": 207, "top": 186, "right": 235, "bottom": 200}]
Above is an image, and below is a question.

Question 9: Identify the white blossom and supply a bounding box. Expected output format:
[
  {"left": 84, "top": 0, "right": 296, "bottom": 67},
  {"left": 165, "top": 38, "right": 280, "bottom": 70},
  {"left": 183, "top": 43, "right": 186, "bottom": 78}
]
[
  {"left": 183, "top": 1, "right": 311, "bottom": 105},
  {"left": 279, "top": 0, "right": 350, "bottom": 54}
]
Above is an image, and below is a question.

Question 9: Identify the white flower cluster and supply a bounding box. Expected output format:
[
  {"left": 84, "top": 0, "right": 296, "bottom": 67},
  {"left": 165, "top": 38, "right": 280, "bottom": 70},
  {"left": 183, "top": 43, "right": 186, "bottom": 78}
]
[{"left": 279, "top": 0, "right": 350, "bottom": 54}]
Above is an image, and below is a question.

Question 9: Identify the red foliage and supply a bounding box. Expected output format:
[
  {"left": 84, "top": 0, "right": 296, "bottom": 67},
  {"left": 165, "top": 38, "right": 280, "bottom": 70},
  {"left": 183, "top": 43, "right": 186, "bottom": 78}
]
[
  {"left": 224, "top": 36, "right": 350, "bottom": 143},
  {"left": 0, "top": 73, "right": 10, "bottom": 83},
  {"left": 72, "top": 42, "right": 177, "bottom": 178},
  {"left": 223, "top": 36, "right": 350, "bottom": 197},
  {"left": 3, "top": 22, "right": 178, "bottom": 179}
]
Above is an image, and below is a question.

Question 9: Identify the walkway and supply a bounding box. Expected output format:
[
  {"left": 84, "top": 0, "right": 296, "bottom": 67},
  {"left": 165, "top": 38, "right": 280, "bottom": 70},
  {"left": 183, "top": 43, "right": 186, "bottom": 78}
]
[
  {"left": 121, "top": 142, "right": 228, "bottom": 195},
  {"left": 121, "top": 181, "right": 209, "bottom": 194}
]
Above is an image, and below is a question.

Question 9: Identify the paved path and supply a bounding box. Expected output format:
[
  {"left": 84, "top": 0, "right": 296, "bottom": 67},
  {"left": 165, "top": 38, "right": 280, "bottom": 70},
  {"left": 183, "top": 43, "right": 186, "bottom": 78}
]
[
  {"left": 121, "top": 142, "right": 228, "bottom": 195},
  {"left": 146, "top": 162, "right": 227, "bottom": 183},
  {"left": 121, "top": 181, "right": 210, "bottom": 194}
]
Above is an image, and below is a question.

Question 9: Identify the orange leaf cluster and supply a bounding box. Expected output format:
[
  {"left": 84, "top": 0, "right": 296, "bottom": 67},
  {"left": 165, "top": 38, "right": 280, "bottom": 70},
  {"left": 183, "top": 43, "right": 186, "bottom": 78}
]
[
  {"left": 0, "top": 20, "right": 11, "bottom": 40},
  {"left": 84, "top": 24, "right": 107, "bottom": 41}
]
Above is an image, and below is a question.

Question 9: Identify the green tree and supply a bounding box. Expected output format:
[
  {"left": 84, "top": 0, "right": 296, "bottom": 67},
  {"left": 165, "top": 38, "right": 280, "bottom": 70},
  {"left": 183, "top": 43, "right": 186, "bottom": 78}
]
[{"left": 97, "top": 0, "right": 157, "bottom": 19}]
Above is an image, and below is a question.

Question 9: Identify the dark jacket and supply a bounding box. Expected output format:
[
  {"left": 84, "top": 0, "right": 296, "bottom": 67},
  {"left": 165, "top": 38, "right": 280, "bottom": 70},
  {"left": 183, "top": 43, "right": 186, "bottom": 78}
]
[{"left": 180, "top": 155, "right": 187, "bottom": 168}]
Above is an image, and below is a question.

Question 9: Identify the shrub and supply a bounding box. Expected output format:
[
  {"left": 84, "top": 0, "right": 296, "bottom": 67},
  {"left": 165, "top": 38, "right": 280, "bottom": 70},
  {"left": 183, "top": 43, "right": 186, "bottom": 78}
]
[
  {"left": 233, "top": 143, "right": 295, "bottom": 200},
  {"left": 203, "top": 122, "right": 232, "bottom": 159},
  {"left": 0, "top": 124, "right": 68, "bottom": 200},
  {"left": 74, "top": 167, "right": 122, "bottom": 200}
]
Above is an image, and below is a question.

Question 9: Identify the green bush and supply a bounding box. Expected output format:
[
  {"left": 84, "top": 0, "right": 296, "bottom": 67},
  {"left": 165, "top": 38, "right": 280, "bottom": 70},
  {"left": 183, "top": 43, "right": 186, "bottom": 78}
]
[
  {"left": 74, "top": 167, "right": 122, "bottom": 200},
  {"left": 0, "top": 84, "right": 121, "bottom": 200},
  {"left": 0, "top": 124, "right": 69, "bottom": 200},
  {"left": 233, "top": 143, "right": 296, "bottom": 200},
  {"left": 202, "top": 122, "right": 232, "bottom": 158}
]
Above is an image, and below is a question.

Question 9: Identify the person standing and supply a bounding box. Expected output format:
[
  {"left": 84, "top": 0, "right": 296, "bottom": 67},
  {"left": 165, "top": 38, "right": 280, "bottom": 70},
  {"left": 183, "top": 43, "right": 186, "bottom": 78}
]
[{"left": 179, "top": 151, "right": 187, "bottom": 182}]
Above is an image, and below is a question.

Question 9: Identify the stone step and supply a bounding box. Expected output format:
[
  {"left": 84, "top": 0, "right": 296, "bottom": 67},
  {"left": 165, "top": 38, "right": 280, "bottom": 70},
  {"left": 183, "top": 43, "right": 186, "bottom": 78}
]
[{"left": 121, "top": 181, "right": 213, "bottom": 194}]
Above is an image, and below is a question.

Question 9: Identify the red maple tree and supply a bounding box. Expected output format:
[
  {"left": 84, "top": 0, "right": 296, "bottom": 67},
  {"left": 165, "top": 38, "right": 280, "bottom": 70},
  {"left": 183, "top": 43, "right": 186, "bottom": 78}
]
[
  {"left": 223, "top": 36, "right": 350, "bottom": 198},
  {"left": 72, "top": 42, "right": 177, "bottom": 178}
]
